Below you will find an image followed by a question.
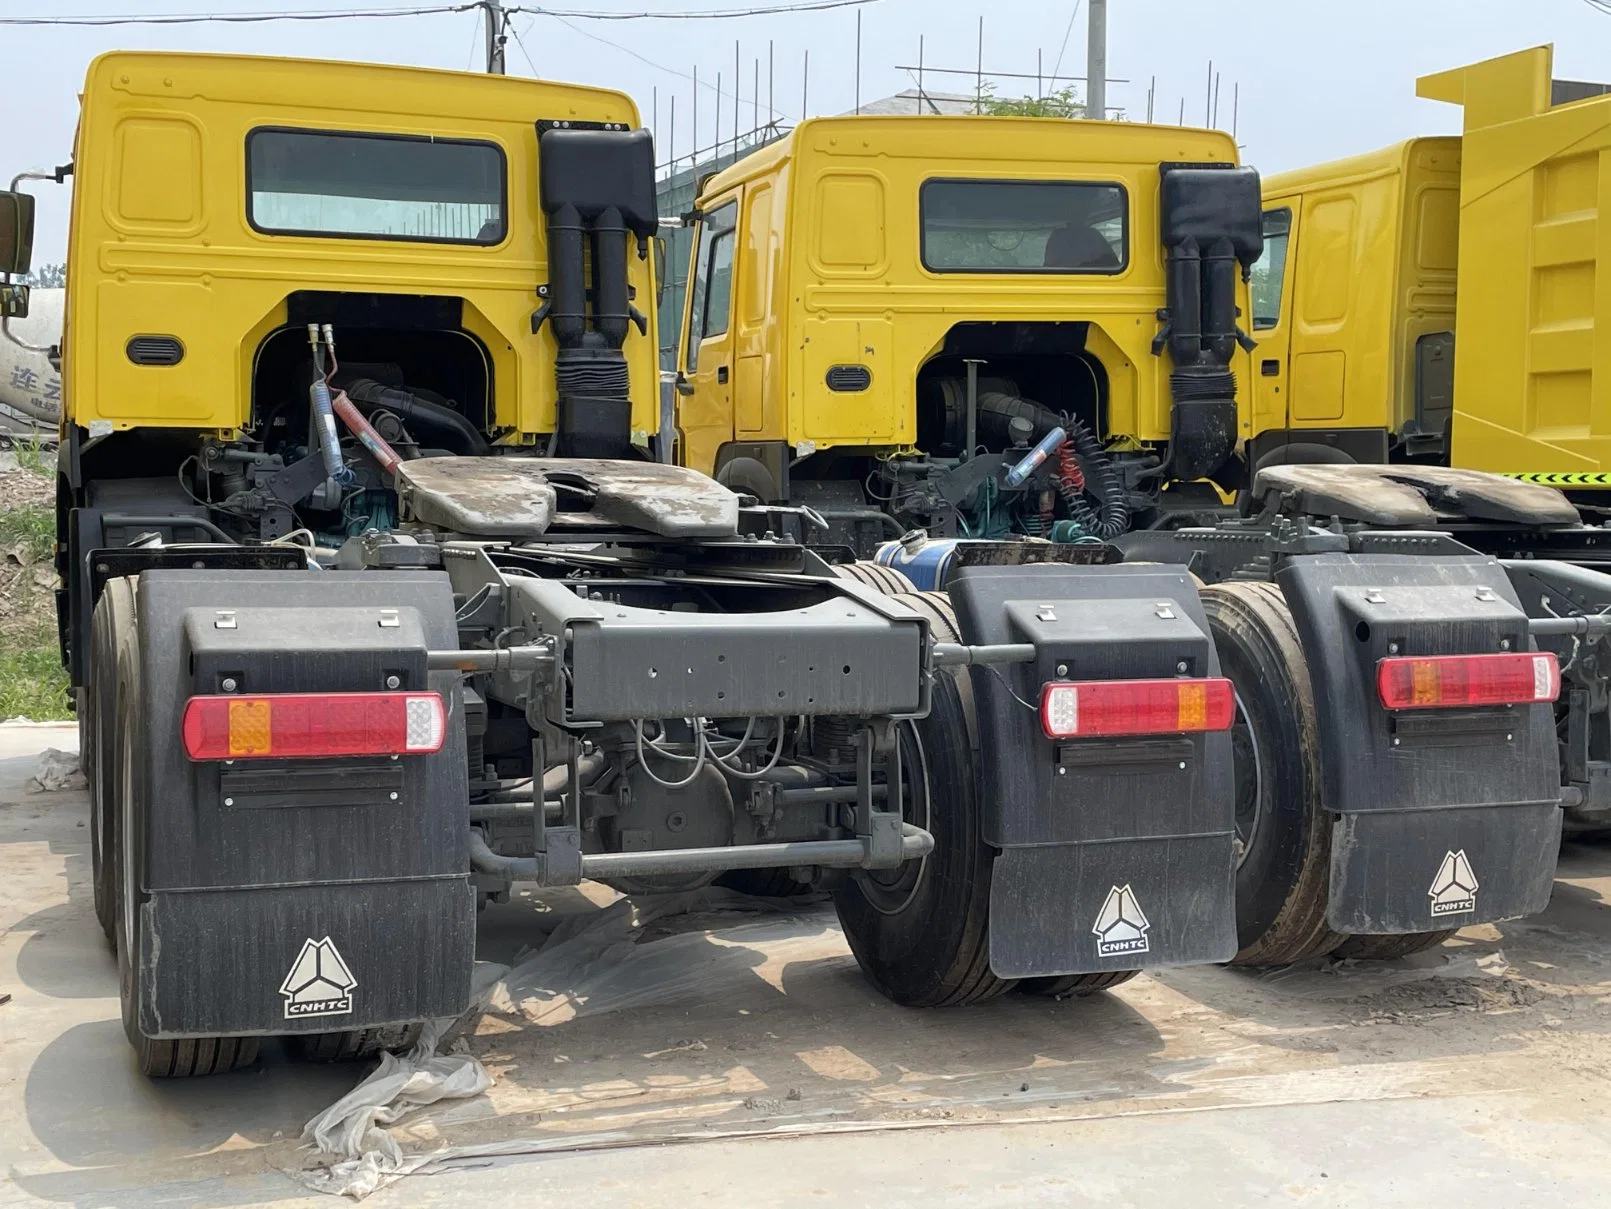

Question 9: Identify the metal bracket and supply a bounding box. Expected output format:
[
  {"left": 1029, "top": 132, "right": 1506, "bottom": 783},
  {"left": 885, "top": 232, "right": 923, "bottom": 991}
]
[
  {"left": 856, "top": 726, "right": 905, "bottom": 870},
  {"left": 530, "top": 733, "right": 583, "bottom": 885}
]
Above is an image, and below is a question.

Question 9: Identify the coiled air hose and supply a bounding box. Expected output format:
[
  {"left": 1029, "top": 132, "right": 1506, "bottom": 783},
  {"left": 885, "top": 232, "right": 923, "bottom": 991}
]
[{"left": 1055, "top": 414, "right": 1130, "bottom": 540}]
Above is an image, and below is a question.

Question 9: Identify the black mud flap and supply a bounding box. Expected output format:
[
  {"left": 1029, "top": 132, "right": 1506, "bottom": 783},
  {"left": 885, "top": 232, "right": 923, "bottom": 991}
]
[
  {"left": 134, "top": 571, "right": 476, "bottom": 1037},
  {"left": 1276, "top": 555, "right": 1562, "bottom": 934},
  {"left": 141, "top": 879, "right": 474, "bottom": 1037},
  {"left": 949, "top": 564, "right": 1237, "bottom": 978}
]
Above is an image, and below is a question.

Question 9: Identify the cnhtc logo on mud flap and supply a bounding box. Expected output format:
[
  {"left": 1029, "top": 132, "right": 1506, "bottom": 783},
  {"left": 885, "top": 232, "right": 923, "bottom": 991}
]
[
  {"left": 1428, "top": 850, "right": 1480, "bottom": 918},
  {"left": 1092, "top": 884, "right": 1151, "bottom": 957},
  {"left": 279, "top": 936, "right": 357, "bottom": 1019}
]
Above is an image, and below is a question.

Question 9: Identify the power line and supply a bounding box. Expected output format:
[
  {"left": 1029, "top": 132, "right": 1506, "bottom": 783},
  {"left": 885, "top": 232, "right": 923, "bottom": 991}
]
[
  {"left": 1049, "top": 0, "right": 1082, "bottom": 85},
  {"left": 535, "top": 12, "right": 797, "bottom": 122},
  {"left": 508, "top": 15, "right": 539, "bottom": 75},
  {"left": 516, "top": 0, "right": 878, "bottom": 19},
  {"left": 2, "top": 0, "right": 880, "bottom": 25},
  {"left": 0, "top": 4, "right": 474, "bottom": 25}
]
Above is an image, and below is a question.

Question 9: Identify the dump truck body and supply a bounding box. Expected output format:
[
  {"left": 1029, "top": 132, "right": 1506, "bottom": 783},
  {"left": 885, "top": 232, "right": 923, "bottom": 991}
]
[{"left": 1255, "top": 44, "right": 1611, "bottom": 481}]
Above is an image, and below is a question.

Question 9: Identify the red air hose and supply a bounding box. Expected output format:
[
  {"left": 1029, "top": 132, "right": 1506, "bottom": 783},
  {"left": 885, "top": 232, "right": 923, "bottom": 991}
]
[
  {"left": 1057, "top": 443, "right": 1086, "bottom": 494},
  {"left": 332, "top": 389, "right": 403, "bottom": 476}
]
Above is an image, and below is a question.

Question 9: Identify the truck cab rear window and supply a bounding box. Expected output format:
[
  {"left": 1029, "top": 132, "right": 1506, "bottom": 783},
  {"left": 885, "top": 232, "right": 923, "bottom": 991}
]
[
  {"left": 921, "top": 179, "right": 1127, "bottom": 274},
  {"left": 247, "top": 128, "right": 506, "bottom": 245}
]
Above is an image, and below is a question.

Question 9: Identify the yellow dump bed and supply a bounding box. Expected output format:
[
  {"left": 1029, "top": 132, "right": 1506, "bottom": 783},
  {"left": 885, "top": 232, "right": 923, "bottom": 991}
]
[{"left": 1419, "top": 46, "right": 1611, "bottom": 480}]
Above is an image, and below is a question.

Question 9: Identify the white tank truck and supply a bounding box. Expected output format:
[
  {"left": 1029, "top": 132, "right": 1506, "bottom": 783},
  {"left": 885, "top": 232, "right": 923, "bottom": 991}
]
[{"left": 0, "top": 286, "right": 62, "bottom": 436}]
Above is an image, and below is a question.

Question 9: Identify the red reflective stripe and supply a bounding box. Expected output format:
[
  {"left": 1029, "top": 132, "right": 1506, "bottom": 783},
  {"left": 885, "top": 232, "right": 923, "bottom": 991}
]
[
  {"left": 1375, "top": 652, "right": 1560, "bottom": 710},
  {"left": 181, "top": 692, "right": 445, "bottom": 760},
  {"left": 1038, "top": 678, "right": 1235, "bottom": 739}
]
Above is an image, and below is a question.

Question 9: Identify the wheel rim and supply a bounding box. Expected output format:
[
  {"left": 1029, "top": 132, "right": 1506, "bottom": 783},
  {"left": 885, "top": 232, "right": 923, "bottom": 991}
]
[
  {"left": 1231, "top": 687, "right": 1264, "bottom": 870},
  {"left": 853, "top": 720, "right": 931, "bottom": 916}
]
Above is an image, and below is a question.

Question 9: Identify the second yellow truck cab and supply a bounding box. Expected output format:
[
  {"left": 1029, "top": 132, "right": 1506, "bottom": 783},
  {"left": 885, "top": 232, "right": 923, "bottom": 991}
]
[
  {"left": 1255, "top": 136, "right": 1462, "bottom": 467},
  {"left": 676, "top": 114, "right": 1262, "bottom": 551}
]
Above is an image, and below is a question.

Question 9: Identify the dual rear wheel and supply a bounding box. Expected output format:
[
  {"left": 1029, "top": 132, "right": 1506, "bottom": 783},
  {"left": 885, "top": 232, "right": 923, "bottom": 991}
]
[
  {"left": 87, "top": 578, "right": 414, "bottom": 1076},
  {"left": 831, "top": 567, "right": 1141, "bottom": 1004},
  {"left": 1202, "top": 581, "right": 1452, "bottom": 965}
]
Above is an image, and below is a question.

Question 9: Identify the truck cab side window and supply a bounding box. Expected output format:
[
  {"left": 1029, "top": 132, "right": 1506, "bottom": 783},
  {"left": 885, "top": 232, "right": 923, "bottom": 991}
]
[
  {"left": 684, "top": 201, "right": 737, "bottom": 372},
  {"left": 1252, "top": 208, "right": 1291, "bottom": 330},
  {"left": 702, "top": 229, "right": 736, "bottom": 339}
]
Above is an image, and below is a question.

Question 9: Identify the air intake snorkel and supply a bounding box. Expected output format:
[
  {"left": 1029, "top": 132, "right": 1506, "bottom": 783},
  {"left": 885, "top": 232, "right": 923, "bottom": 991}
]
[
  {"left": 531, "top": 124, "right": 657, "bottom": 459},
  {"left": 1151, "top": 165, "right": 1263, "bottom": 483}
]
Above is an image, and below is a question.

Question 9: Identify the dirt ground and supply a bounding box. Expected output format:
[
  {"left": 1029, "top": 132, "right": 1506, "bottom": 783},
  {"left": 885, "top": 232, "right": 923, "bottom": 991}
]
[{"left": 6, "top": 720, "right": 1611, "bottom": 1207}]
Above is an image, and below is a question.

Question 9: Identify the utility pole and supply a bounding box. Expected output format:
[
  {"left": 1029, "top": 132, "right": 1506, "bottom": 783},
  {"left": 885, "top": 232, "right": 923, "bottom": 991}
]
[
  {"left": 482, "top": 0, "right": 506, "bottom": 75},
  {"left": 1085, "top": 0, "right": 1106, "bottom": 120}
]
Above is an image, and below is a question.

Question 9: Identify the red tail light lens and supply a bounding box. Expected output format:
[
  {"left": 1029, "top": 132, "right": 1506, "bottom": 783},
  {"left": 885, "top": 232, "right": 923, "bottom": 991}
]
[
  {"left": 182, "top": 692, "right": 446, "bottom": 760},
  {"left": 1376, "top": 652, "right": 1560, "bottom": 710},
  {"left": 1039, "top": 677, "right": 1235, "bottom": 739}
]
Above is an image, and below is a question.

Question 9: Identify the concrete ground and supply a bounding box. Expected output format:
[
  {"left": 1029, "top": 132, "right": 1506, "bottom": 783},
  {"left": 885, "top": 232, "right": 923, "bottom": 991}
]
[{"left": 6, "top": 721, "right": 1611, "bottom": 1207}]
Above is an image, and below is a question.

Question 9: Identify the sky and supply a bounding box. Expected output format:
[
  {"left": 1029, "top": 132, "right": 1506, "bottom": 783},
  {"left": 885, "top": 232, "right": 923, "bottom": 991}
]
[{"left": 3, "top": 0, "right": 1609, "bottom": 264}]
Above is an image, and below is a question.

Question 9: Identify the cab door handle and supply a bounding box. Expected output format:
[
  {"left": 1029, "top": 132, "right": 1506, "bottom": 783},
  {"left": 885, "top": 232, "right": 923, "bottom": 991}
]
[
  {"left": 717, "top": 366, "right": 730, "bottom": 384},
  {"left": 1261, "top": 359, "right": 1281, "bottom": 377}
]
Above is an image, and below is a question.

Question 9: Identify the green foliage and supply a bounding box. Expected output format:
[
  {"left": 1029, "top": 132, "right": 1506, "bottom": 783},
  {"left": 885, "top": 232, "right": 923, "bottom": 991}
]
[
  {"left": 0, "top": 502, "right": 53, "bottom": 563},
  {"left": 0, "top": 502, "right": 67, "bottom": 720},
  {"left": 0, "top": 635, "right": 69, "bottom": 720},
  {"left": 12, "top": 433, "right": 51, "bottom": 476},
  {"left": 978, "top": 83, "right": 1084, "bottom": 119},
  {"left": 20, "top": 263, "right": 65, "bottom": 288}
]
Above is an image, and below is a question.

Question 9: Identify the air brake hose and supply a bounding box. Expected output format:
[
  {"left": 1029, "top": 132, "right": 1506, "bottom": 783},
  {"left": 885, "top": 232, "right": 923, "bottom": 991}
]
[
  {"left": 341, "top": 377, "right": 490, "bottom": 456},
  {"left": 332, "top": 390, "right": 404, "bottom": 476},
  {"left": 309, "top": 372, "right": 353, "bottom": 485},
  {"left": 1058, "top": 414, "right": 1130, "bottom": 539}
]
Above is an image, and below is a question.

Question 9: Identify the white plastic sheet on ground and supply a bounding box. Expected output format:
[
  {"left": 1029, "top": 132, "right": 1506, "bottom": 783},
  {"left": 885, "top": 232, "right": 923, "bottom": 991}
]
[
  {"left": 490, "top": 887, "right": 833, "bottom": 1025},
  {"left": 295, "top": 887, "right": 828, "bottom": 1199},
  {"left": 295, "top": 962, "right": 505, "bottom": 1200},
  {"left": 26, "top": 747, "right": 84, "bottom": 793}
]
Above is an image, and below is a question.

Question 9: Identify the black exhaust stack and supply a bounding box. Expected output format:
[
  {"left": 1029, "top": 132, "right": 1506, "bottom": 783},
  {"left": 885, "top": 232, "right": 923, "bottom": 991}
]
[
  {"left": 1153, "top": 164, "right": 1263, "bottom": 482},
  {"left": 532, "top": 124, "right": 657, "bottom": 459}
]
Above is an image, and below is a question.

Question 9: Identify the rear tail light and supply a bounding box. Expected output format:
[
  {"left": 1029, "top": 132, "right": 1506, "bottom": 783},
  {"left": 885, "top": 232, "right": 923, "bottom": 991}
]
[
  {"left": 182, "top": 691, "right": 446, "bottom": 760},
  {"left": 1376, "top": 652, "right": 1560, "bottom": 710},
  {"left": 1039, "top": 677, "right": 1235, "bottom": 739}
]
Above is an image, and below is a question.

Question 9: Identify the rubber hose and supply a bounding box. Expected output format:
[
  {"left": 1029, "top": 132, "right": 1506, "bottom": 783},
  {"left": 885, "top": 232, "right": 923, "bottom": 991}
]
[
  {"left": 1062, "top": 414, "right": 1130, "bottom": 539},
  {"left": 342, "top": 377, "right": 489, "bottom": 456},
  {"left": 308, "top": 377, "right": 351, "bottom": 484},
  {"left": 332, "top": 390, "right": 403, "bottom": 476},
  {"left": 974, "top": 390, "right": 1063, "bottom": 447}
]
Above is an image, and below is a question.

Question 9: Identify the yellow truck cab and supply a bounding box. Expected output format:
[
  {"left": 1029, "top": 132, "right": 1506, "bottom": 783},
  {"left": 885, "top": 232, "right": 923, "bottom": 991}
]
[
  {"left": 1254, "top": 137, "right": 1462, "bottom": 467},
  {"left": 1253, "top": 45, "right": 1611, "bottom": 485},
  {"left": 59, "top": 51, "right": 659, "bottom": 447},
  {"left": 675, "top": 115, "right": 1262, "bottom": 552}
]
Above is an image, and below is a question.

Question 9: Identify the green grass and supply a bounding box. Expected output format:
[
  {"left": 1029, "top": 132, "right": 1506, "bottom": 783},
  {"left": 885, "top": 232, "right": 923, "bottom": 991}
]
[
  {"left": 13, "top": 434, "right": 50, "bottom": 476},
  {"left": 0, "top": 500, "right": 69, "bottom": 720},
  {"left": 0, "top": 628, "right": 68, "bottom": 720},
  {"left": 0, "top": 502, "right": 54, "bottom": 561}
]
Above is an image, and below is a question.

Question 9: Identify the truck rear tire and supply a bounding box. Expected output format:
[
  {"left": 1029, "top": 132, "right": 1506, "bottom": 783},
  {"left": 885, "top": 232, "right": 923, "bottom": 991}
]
[
  {"left": 109, "top": 581, "right": 258, "bottom": 1078},
  {"left": 1201, "top": 581, "right": 1346, "bottom": 966},
  {"left": 833, "top": 591, "right": 1015, "bottom": 1007},
  {"left": 1332, "top": 931, "right": 1455, "bottom": 961},
  {"left": 833, "top": 560, "right": 913, "bottom": 596},
  {"left": 299, "top": 1025, "right": 424, "bottom": 1063},
  {"left": 1018, "top": 970, "right": 1140, "bottom": 998},
  {"left": 87, "top": 578, "right": 135, "bottom": 948}
]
